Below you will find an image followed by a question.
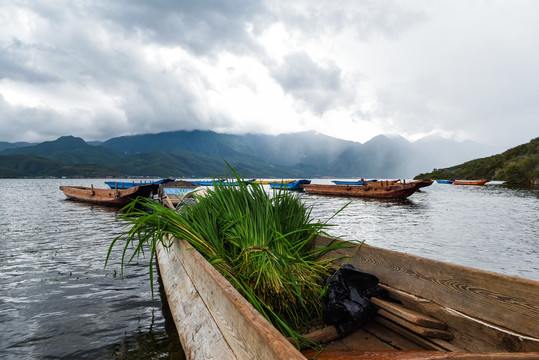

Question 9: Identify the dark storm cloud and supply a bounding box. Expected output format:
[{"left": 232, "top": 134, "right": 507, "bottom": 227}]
[
  {"left": 99, "top": 0, "right": 272, "bottom": 56},
  {"left": 0, "top": 39, "right": 61, "bottom": 83}
]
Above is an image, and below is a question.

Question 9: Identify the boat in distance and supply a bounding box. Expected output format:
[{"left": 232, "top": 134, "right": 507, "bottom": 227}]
[
  {"left": 59, "top": 184, "right": 157, "bottom": 206},
  {"left": 332, "top": 179, "right": 379, "bottom": 185},
  {"left": 192, "top": 179, "right": 256, "bottom": 186},
  {"left": 452, "top": 179, "right": 491, "bottom": 185},
  {"left": 156, "top": 234, "right": 539, "bottom": 359},
  {"left": 268, "top": 179, "right": 311, "bottom": 190},
  {"left": 436, "top": 180, "right": 454, "bottom": 184},
  {"left": 300, "top": 183, "right": 420, "bottom": 199},
  {"left": 104, "top": 178, "right": 173, "bottom": 189},
  {"left": 410, "top": 179, "right": 434, "bottom": 188},
  {"left": 158, "top": 180, "right": 200, "bottom": 207},
  {"left": 255, "top": 179, "right": 296, "bottom": 184}
]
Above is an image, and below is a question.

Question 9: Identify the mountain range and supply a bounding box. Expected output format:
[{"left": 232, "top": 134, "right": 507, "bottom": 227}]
[{"left": 0, "top": 130, "right": 501, "bottom": 178}]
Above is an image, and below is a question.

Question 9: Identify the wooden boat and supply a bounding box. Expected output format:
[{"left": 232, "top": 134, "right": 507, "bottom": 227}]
[
  {"left": 268, "top": 179, "right": 311, "bottom": 190},
  {"left": 436, "top": 180, "right": 454, "bottom": 184},
  {"left": 410, "top": 179, "right": 434, "bottom": 188},
  {"left": 255, "top": 180, "right": 296, "bottom": 185},
  {"left": 156, "top": 234, "right": 539, "bottom": 359},
  {"left": 59, "top": 184, "right": 157, "bottom": 206},
  {"left": 332, "top": 179, "right": 378, "bottom": 185},
  {"left": 104, "top": 178, "right": 173, "bottom": 189},
  {"left": 452, "top": 179, "right": 491, "bottom": 186},
  {"left": 158, "top": 180, "right": 200, "bottom": 207},
  {"left": 300, "top": 183, "right": 420, "bottom": 199},
  {"left": 192, "top": 179, "right": 256, "bottom": 186}
]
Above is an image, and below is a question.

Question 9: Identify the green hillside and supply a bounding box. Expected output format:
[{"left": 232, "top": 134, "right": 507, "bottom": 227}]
[
  {"left": 415, "top": 138, "right": 539, "bottom": 185},
  {"left": 0, "top": 155, "right": 119, "bottom": 178}
]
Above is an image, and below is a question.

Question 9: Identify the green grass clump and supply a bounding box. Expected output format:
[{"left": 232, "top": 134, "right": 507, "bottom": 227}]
[{"left": 106, "top": 169, "right": 349, "bottom": 346}]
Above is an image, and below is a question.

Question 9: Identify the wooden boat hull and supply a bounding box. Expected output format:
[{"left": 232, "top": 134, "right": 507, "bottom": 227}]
[
  {"left": 410, "top": 179, "right": 434, "bottom": 188},
  {"left": 105, "top": 178, "right": 173, "bottom": 189},
  {"left": 158, "top": 180, "right": 200, "bottom": 206},
  {"left": 157, "top": 235, "right": 539, "bottom": 359},
  {"left": 452, "top": 180, "right": 491, "bottom": 185},
  {"left": 300, "top": 183, "right": 419, "bottom": 199},
  {"left": 332, "top": 179, "right": 379, "bottom": 185},
  {"left": 255, "top": 180, "right": 296, "bottom": 184},
  {"left": 59, "top": 184, "right": 157, "bottom": 206},
  {"left": 193, "top": 179, "right": 256, "bottom": 186},
  {"left": 269, "top": 179, "right": 311, "bottom": 190}
]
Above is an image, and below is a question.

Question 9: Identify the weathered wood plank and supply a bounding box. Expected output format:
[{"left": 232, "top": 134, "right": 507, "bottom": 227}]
[
  {"left": 173, "top": 238, "right": 305, "bottom": 360},
  {"left": 372, "top": 297, "right": 447, "bottom": 329},
  {"left": 156, "top": 242, "right": 236, "bottom": 360},
  {"left": 377, "top": 309, "right": 453, "bottom": 340},
  {"left": 373, "top": 316, "right": 452, "bottom": 351},
  {"left": 383, "top": 284, "right": 539, "bottom": 352},
  {"left": 316, "top": 235, "right": 539, "bottom": 341}
]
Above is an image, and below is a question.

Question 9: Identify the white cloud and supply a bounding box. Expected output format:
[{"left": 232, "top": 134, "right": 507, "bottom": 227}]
[{"left": 0, "top": 0, "right": 538, "bottom": 149}]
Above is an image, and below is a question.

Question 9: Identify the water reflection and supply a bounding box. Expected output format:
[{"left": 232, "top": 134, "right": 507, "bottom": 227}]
[{"left": 1, "top": 179, "right": 537, "bottom": 360}]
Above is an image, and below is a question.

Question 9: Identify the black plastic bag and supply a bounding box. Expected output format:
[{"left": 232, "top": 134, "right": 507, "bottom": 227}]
[{"left": 323, "top": 264, "right": 385, "bottom": 335}]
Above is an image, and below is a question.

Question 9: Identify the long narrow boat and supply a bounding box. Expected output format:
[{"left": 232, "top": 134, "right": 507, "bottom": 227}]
[
  {"left": 255, "top": 180, "right": 296, "bottom": 185},
  {"left": 452, "top": 179, "right": 491, "bottom": 186},
  {"left": 410, "top": 179, "right": 434, "bottom": 188},
  {"left": 104, "top": 178, "right": 173, "bottom": 189},
  {"left": 156, "top": 235, "right": 539, "bottom": 359},
  {"left": 268, "top": 179, "right": 311, "bottom": 190},
  {"left": 192, "top": 179, "right": 256, "bottom": 186},
  {"left": 300, "top": 183, "right": 420, "bottom": 199},
  {"left": 59, "top": 184, "right": 157, "bottom": 206},
  {"left": 332, "top": 179, "right": 379, "bottom": 185},
  {"left": 158, "top": 180, "right": 200, "bottom": 207},
  {"left": 436, "top": 180, "right": 454, "bottom": 184}
]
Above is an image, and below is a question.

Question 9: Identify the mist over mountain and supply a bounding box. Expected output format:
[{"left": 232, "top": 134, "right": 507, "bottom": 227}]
[{"left": 0, "top": 131, "right": 501, "bottom": 178}]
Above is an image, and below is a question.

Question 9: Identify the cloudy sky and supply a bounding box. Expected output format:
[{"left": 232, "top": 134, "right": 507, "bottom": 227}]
[{"left": 1, "top": 1, "right": 538, "bottom": 149}]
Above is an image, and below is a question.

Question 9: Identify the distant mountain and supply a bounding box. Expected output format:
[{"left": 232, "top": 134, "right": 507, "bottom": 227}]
[
  {"left": 415, "top": 137, "right": 539, "bottom": 185},
  {"left": 0, "top": 136, "right": 87, "bottom": 155},
  {"left": 0, "top": 130, "right": 503, "bottom": 178},
  {"left": 0, "top": 141, "right": 36, "bottom": 151},
  {"left": 0, "top": 154, "right": 119, "bottom": 178}
]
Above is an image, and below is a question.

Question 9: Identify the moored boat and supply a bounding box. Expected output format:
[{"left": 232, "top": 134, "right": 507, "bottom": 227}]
[
  {"left": 300, "top": 183, "right": 420, "bottom": 199},
  {"left": 104, "top": 178, "right": 173, "bottom": 189},
  {"left": 192, "top": 179, "right": 256, "bottom": 186},
  {"left": 332, "top": 179, "right": 379, "bottom": 185},
  {"left": 268, "top": 179, "right": 311, "bottom": 190},
  {"left": 156, "top": 234, "right": 539, "bottom": 359},
  {"left": 410, "top": 179, "right": 434, "bottom": 188},
  {"left": 452, "top": 179, "right": 491, "bottom": 186},
  {"left": 436, "top": 179, "right": 454, "bottom": 184},
  {"left": 158, "top": 180, "right": 200, "bottom": 207},
  {"left": 255, "top": 179, "right": 296, "bottom": 184},
  {"left": 59, "top": 184, "right": 157, "bottom": 206}
]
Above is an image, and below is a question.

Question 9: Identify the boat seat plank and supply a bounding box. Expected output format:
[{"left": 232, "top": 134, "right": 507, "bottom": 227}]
[
  {"left": 377, "top": 309, "right": 453, "bottom": 340},
  {"left": 373, "top": 316, "right": 452, "bottom": 351},
  {"left": 372, "top": 297, "right": 447, "bottom": 329}
]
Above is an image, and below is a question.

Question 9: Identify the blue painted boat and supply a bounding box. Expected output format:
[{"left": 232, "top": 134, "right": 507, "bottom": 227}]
[
  {"left": 192, "top": 179, "right": 256, "bottom": 186},
  {"left": 268, "top": 179, "right": 311, "bottom": 190},
  {"left": 105, "top": 178, "right": 173, "bottom": 189},
  {"left": 436, "top": 180, "right": 454, "bottom": 184},
  {"left": 332, "top": 179, "right": 379, "bottom": 185}
]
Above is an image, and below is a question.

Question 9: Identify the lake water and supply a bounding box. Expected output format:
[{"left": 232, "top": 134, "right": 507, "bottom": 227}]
[{"left": 1, "top": 178, "right": 538, "bottom": 359}]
